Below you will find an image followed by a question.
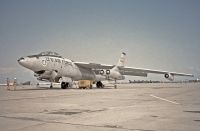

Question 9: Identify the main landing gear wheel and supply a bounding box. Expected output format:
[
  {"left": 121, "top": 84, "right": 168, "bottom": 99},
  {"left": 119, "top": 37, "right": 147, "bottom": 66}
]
[
  {"left": 61, "top": 82, "right": 69, "bottom": 89},
  {"left": 114, "top": 79, "right": 117, "bottom": 89},
  {"left": 96, "top": 81, "right": 104, "bottom": 88},
  {"left": 50, "top": 83, "right": 53, "bottom": 89}
]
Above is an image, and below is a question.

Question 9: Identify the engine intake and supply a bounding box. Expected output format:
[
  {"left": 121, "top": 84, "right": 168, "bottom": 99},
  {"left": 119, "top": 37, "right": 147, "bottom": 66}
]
[
  {"left": 106, "top": 70, "right": 110, "bottom": 75},
  {"left": 164, "top": 73, "right": 174, "bottom": 81},
  {"left": 99, "top": 70, "right": 104, "bottom": 75},
  {"left": 35, "top": 70, "right": 45, "bottom": 74},
  {"left": 99, "top": 69, "right": 110, "bottom": 75}
]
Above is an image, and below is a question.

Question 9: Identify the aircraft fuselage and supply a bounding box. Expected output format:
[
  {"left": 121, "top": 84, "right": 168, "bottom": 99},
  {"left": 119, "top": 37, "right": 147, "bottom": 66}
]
[{"left": 18, "top": 55, "right": 108, "bottom": 82}]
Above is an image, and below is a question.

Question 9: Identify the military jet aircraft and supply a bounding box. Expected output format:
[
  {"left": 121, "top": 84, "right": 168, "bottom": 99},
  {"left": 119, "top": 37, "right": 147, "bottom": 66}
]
[{"left": 18, "top": 51, "right": 193, "bottom": 89}]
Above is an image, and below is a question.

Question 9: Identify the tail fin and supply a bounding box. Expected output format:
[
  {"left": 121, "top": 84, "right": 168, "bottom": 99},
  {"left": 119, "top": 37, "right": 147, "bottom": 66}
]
[{"left": 117, "top": 52, "right": 126, "bottom": 67}]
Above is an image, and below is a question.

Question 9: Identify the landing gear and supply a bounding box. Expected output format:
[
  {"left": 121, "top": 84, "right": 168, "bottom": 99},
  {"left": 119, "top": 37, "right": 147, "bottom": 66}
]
[
  {"left": 61, "top": 82, "right": 69, "bottom": 89},
  {"left": 114, "top": 79, "right": 117, "bottom": 89},
  {"left": 50, "top": 83, "right": 53, "bottom": 88},
  {"left": 96, "top": 81, "right": 104, "bottom": 88}
]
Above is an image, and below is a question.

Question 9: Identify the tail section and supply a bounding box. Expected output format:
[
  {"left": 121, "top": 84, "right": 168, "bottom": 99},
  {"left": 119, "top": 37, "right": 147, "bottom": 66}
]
[
  {"left": 117, "top": 52, "right": 126, "bottom": 67},
  {"left": 109, "top": 52, "right": 126, "bottom": 80}
]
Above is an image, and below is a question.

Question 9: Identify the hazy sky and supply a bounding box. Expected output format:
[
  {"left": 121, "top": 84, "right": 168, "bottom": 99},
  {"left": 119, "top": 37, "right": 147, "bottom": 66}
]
[{"left": 0, "top": 0, "right": 200, "bottom": 82}]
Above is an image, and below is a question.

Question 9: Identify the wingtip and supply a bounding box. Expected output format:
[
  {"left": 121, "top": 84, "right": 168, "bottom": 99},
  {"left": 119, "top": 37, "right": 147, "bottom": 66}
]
[{"left": 187, "top": 74, "right": 194, "bottom": 77}]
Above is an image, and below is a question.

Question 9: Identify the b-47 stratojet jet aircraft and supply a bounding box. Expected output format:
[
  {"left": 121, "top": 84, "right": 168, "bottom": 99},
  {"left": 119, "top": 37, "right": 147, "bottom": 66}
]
[{"left": 18, "top": 51, "right": 193, "bottom": 89}]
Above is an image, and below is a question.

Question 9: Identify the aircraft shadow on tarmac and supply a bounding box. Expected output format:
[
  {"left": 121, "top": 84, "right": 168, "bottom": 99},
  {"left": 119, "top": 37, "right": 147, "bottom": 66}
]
[
  {"left": 14, "top": 86, "right": 114, "bottom": 91},
  {"left": 13, "top": 87, "right": 62, "bottom": 91}
]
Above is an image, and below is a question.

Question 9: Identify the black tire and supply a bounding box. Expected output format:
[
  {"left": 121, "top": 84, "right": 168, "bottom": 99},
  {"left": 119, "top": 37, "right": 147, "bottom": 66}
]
[
  {"left": 96, "top": 81, "right": 103, "bottom": 88},
  {"left": 50, "top": 83, "right": 53, "bottom": 88},
  {"left": 90, "top": 84, "right": 92, "bottom": 89},
  {"left": 99, "top": 81, "right": 104, "bottom": 88},
  {"left": 96, "top": 81, "right": 100, "bottom": 88},
  {"left": 61, "top": 82, "right": 68, "bottom": 89},
  {"left": 65, "top": 82, "right": 69, "bottom": 88}
]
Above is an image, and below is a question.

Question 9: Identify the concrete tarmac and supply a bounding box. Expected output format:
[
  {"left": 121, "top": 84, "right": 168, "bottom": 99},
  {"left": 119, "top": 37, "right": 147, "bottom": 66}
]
[{"left": 0, "top": 83, "right": 200, "bottom": 131}]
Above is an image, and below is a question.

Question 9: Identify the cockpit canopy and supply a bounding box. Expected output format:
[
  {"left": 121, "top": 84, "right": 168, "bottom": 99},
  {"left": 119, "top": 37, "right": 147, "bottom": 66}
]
[
  {"left": 28, "top": 51, "right": 62, "bottom": 58},
  {"left": 38, "top": 51, "right": 62, "bottom": 57}
]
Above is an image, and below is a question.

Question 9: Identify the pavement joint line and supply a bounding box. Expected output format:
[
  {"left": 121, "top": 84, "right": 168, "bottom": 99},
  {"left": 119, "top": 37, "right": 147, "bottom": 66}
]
[
  {"left": 150, "top": 94, "right": 180, "bottom": 105},
  {"left": 14, "top": 122, "right": 47, "bottom": 131},
  {"left": 0, "top": 115, "right": 153, "bottom": 131},
  {"left": 0, "top": 93, "right": 78, "bottom": 101}
]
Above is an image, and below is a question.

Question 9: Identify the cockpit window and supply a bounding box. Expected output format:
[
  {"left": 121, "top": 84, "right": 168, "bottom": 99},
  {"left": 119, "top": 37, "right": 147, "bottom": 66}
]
[
  {"left": 27, "top": 51, "right": 62, "bottom": 58},
  {"left": 38, "top": 51, "right": 62, "bottom": 58}
]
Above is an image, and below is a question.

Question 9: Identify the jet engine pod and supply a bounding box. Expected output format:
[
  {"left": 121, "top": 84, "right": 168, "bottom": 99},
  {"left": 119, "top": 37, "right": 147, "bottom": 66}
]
[
  {"left": 164, "top": 73, "right": 174, "bottom": 81},
  {"left": 34, "top": 70, "right": 61, "bottom": 83},
  {"left": 50, "top": 70, "right": 61, "bottom": 83},
  {"left": 51, "top": 70, "right": 58, "bottom": 81}
]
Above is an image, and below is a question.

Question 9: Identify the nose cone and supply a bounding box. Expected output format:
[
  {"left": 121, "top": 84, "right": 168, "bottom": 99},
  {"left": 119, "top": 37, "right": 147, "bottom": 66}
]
[
  {"left": 17, "top": 57, "right": 33, "bottom": 69},
  {"left": 17, "top": 57, "right": 24, "bottom": 62}
]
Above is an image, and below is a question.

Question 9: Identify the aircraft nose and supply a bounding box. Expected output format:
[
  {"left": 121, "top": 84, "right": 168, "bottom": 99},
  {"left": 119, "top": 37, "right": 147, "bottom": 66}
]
[
  {"left": 17, "top": 57, "right": 33, "bottom": 69},
  {"left": 18, "top": 57, "right": 25, "bottom": 62}
]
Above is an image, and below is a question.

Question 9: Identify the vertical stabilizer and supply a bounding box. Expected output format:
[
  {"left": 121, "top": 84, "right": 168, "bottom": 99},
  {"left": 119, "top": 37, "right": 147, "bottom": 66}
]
[{"left": 117, "top": 52, "right": 126, "bottom": 67}]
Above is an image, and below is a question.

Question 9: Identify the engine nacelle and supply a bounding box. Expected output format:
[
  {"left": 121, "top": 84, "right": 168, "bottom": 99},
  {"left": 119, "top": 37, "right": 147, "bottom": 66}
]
[
  {"left": 98, "top": 69, "right": 124, "bottom": 80},
  {"left": 109, "top": 70, "right": 125, "bottom": 80},
  {"left": 95, "top": 75, "right": 107, "bottom": 81},
  {"left": 34, "top": 70, "right": 61, "bottom": 83},
  {"left": 164, "top": 73, "right": 174, "bottom": 81}
]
